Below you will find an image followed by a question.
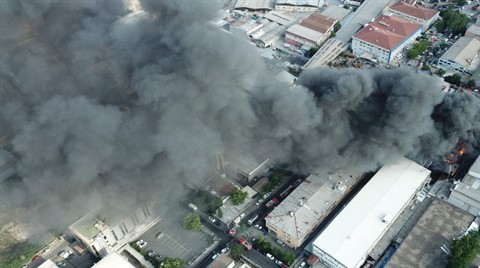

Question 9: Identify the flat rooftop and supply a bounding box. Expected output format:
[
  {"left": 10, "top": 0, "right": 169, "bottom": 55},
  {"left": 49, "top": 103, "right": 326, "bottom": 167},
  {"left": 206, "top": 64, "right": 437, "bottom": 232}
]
[
  {"left": 313, "top": 157, "right": 430, "bottom": 268},
  {"left": 92, "top": 252, "right": 136, "bottom": 268},
  {"left": 266, "top": 171, "right": 361, "bottom": 243},
  {"left": 386, "top": 199, "right": 476, "bottom": 268}
]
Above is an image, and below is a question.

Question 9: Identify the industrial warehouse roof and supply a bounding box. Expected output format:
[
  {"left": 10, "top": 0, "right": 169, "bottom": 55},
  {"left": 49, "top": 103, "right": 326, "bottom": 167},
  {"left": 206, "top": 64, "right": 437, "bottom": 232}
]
[
  {"left": 263, "top": 11, "right": 297, "bottom": 26},
  {"left": 466, "top": 24, "right": 480, "bottom": 38},
  {"left": 389, "top": 1, "right": 438, "bottom": 21},
  {"left": 468, "top": 155, "right": 480, "bottom": 178},
  {"left": 235, "top": 0, "right": 275, "bottom": 11},
  {"left": 276, "top": 0, "right": 321, "bottom": 7},
  {"left": 321, "top": 5, "right": 351, "bottom": 21},
  {"left": 92, "top": 252, "right": 135, "bottom": 268},
  {"left": 299, "top": 12, "right": 336, "bottom": 34},
  {"left": 266, "top": 171, "right": 360, "bottom": 244},
  {"left": 287, "top": 24, "right": 325, "bottom": 43},
  {"left": 313, "top": 157, "right": 430, "bottom": 268},
  {"left": 440, "top": 37, "right": 480, "bottom": 71},
  {"left": 353, "top": 15, "right": 422, "bottom": 50}
]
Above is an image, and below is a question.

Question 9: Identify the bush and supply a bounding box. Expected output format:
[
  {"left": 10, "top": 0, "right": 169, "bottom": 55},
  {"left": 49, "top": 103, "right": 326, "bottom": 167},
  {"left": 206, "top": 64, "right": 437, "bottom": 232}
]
[
  {"left": 183, "top": 213, "right": 201, "bottom": 232},
  {"left": 231, "top": 189, "right": 248, "bottom": 205},
  {"left": 0, "top": 242, "right": 43, "bottom": 268},
  {"left": 436, "top": 68, "right": 446, "bottom": 77},
  {"left": 448, "top": 230, "right": 480, "bottom": 268},
  {"left": 162, "top": 257, "right": 184, "bottom": 268}
]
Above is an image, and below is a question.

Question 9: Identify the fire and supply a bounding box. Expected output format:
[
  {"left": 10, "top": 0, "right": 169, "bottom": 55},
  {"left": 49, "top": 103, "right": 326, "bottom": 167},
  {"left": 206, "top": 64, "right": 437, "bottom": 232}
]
[{"left": 458, "top": 147, "right": 465, "bottom": 157}]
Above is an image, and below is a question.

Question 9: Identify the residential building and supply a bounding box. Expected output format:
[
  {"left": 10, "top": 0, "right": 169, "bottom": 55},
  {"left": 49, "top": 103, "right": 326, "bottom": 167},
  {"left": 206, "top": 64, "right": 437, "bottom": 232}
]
[
  {"left": 266, "top": 171, "right": 361, "bottom": 249},
  {"left": 285, "top": 12, "right": 337, "bottom": 49},
  {"left": 275, "top": 0, "right": 323, "bottom": 12},
  {"left": 437, "top": 37, "right": 480, "bottom": 76},
  {"left": 38, "top": 260, "right": 59, "bottom": 268},
  {"left": 446, "top": 156, "right": 480, "bottom": 216},
  {"left": 92, "top": 252, "right": 136, "bottom": 268},
  {"left": 235, "top": 0, "right": 275, "bottom": 11},
  {"left": 465, "top": 23, "right": 480, "bottom": 41},
  {"left": 207, "top": 255, "right": 241, "bottom": 268},
  {"left": 386, "top": 1, "right": 439, "bottom": 31},
  {"left": 312, "top": 157, "right": 431, "bottom": 268},
  {"left": 352, "top": 15, "right": 422, "bottom": 63},
  {"left": 69, "top": 203, "right": 159, "bottom": 257}
]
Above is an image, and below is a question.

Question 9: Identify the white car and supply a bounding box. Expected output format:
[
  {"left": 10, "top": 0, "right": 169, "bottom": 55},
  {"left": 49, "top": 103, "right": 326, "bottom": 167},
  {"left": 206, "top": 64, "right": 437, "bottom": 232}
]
[
  {"left": 156, "top": 232, "right": 164, "bottom": 239},
  {"left": 254, "top": 224, "right": 262, "bottom": 230},
  {"left": 221, "top": 247, "right": 230, "bottom": 254},
  {"left": 136, "top": 240, "right": 148, "bottom": 248},
  {"left": 212, "top": 253, "right": 219, "bottom": 260},
  {"left": 256, "top": 199, "right": 264, "bottom": 206},
  {"left": 275, "top": 260, "right": 283, "bottom": 266},
  {"left": 209, "top": 216, "right": 216, "bottom": 223},
  {"left": 147, "top": 250, "right": 156, "bottom": 257},
  {"left": 266, "top": 253, "right": 275, "bottom": 261},
  {"left": 300, "top": 261, "right": 306, "bottom": 267}
]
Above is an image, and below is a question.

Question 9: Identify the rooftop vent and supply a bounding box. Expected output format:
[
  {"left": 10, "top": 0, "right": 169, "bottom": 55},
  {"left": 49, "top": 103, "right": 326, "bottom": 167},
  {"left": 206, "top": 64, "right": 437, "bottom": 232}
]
[{"left": 289, "top": 211, "right": 294, "bottom": 217}]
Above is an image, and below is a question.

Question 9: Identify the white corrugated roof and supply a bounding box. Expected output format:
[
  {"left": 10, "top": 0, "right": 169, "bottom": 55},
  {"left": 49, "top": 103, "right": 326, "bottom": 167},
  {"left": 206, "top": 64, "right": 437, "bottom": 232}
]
[
  {"left": 313, "top": 157, "right": 430, "bottom": 268},
  {"left": 235, "top": 0, "right": 275, "bottom": 10},
  {"left": 276, "top": 0, "right": 321, "bottom": 7}
]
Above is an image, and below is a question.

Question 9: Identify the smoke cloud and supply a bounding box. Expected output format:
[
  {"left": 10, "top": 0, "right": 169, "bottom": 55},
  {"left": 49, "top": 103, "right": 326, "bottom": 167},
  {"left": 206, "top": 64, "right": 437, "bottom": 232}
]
[{"left": 0, "top": 0, "right": 479, "bottom": 229}]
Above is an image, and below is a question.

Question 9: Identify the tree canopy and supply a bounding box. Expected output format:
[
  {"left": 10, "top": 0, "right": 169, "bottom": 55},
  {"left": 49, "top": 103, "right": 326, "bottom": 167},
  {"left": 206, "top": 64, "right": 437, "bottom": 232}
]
[
  {"left": 162, "top": 257, "right": 185, "bottom": 268},
  {"left": 229, "top": 244, "right": 245, "bottom": 260},
  {"left": 448, "top": 230, "right": 480, "bottom": 268},
  {"left": 436, "top": 10, "right": 468, "bottom": 35},
  {"left": 183, "top": 213, "right": 201, "bottom": 232},
  {"left": 444, "top": 73, "right": 462, "bottom": 86},
  {"left": 407, "top": 39, "right": 429, "bottom": 59},
  {"left": 231, "top": 189, "right": 248, "bottom": 205}
]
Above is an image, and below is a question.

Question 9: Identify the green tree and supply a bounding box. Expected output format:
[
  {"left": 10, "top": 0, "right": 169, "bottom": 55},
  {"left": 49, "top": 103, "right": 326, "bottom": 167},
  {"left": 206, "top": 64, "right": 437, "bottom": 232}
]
[
  {"left": 448, "top": 230, "right": 480, "bottom": 268},
  {"left": 183, "top": 213, "right": 201, "bottom": 232},
  {"left": 231, "top": 189, "right": 248, "bottom": 205},
  {"left": 444, "top": 73, "right": 462, "bottom": 86},
  {"left": 422, "top": 64, "right": 431, "bottom": 71},
  {"left": 407, "top": 39, "right": 429, "bottom": 59},
  {"left": 437, "top": 11, "right": 468, "bottom": 35},
  {"left": 208, "top": 197, "right": 223, "bottom": 214},
  {"left": 334, "top": 22, "right": 342, "bottom": 32},
  {"left": 229, "top": 244, "right": 245, "bottom": 260},
  {"left": 456, "top": 0, "right": 467, "bottom": 6},
  {"left": 282, "top": 252, "right": 296, "bottom": 266},
  {"left": 436, "top": 68, "right": 446, "bottom": 77},
  {"left": 217, "top": 207, "right": 223, "bottom": 218},
  {"left": 162, "top": 257, "right": 185, "bottom": 268},
  {"left": 466, "top": 79, "right": 476, "bottom": 88}
]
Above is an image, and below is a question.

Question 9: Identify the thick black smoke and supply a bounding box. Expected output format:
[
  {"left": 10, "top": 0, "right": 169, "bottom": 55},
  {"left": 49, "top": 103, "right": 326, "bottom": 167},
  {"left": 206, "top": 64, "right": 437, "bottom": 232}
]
[{"left": 0, "top": 0, "right": 479, "bottom": 229}]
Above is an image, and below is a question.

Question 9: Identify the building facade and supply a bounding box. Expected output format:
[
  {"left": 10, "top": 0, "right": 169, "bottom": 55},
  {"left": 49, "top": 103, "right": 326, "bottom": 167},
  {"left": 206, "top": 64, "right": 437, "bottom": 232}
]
[
  {"left": 447, "top": 156, "right": 480, "bottom": 216},
  {"left": 352, "top": 15, "right": 422, "bottom": 63},
  {"left": 275, "top": 0, "right": 323, "bottom": 12}
]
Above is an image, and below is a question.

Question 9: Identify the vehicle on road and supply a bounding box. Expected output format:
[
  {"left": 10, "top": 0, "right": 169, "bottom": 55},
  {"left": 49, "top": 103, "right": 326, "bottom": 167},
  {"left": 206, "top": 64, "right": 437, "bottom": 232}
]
[
  {"left": 248, "top": 214, "right": 259, "bottom": 225},
  {"left": 58, "top": 250, "right": 73, "bottom": 259},
  {"left": 156, "top": 231, "right": 164, "bottom": 239},
  {"left": 275, "top": 260, "right": 283, "bottom": 266},
  {"left": 32, "top": 255, "right": 42, "bottom": 262},
  {"left": 212, "top": 253, "right": 219, "bottom": 260},
  {"left": 266, "top": 253, "right": 275, "bottom": 260},
  {"left": 254, "top": 224, "right": 262, "bottom": 230},
  {"left": 56, "top": 261, "right": 66, "bottom": 267},
  {"left": 266, "top": 197, "right": 279, "bottom": 208},
  {"left": 256, "top": 199, "right": 264, "bottom": 206},
  {"left": 221, "top": 247, "right": 230, "bottom": 254},
  {"left": 147, "top": 250, "right": 156, "bottom": 257},
  {"left": 209, "top": 216, "right": 216, "bottom": 223},
  {"left": 239, "top": 237, "right": 253, "bottom": 250},
  {"left": 300, "top": 261, "right": 306, "bottom": 267},
  {"left": 136, "top": 240, "right": 148, "bottom": 248},
  {"left": 276, "top": 239, "right": 285, "bottom": 247}
]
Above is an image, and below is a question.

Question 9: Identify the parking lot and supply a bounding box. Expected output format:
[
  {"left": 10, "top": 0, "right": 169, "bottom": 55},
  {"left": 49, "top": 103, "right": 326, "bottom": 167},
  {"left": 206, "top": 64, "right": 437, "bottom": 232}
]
[{"left": 138, "top": 215, "right": 213, "bottom": 263}]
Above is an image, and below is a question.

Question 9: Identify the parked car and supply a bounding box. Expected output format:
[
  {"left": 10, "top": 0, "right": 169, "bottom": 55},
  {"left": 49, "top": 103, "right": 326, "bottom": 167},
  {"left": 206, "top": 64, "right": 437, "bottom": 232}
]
[
  {"left": 136, "top": 240, "right": 148, "bottom": 248},
  {"left": 209, "top": 216, "right": 216, "bottom": 223},
  {"left": 147, "top": 250, "right": 156, "bottom": 257},
  {"left": 254, "top": 224, "right": 262, "bottom": 230},
  {"left": 221, "top": 247, "right": 230, "bottom": 254},
  {"left": 266, "top": 253, "right": 275, "bottom": 261},
  {"left": 212, "top": 253, "right": 219, "bottom": 260},
  {"left": 276, "top": 239, "right": 285, "bottom": 247},
  {"left": 300, "top": 261, "right": 306, "bottom": 267},
  {"left": 275, "top": 259, "right": 283, "bottom": 266},
  {"left": 156, "top": 231, "right": 164, "bottom": 239},
  {"left": 56, "top": 261, "right": 66, "bottom": 267},
  {"left": 256, "top": 198, "right": 264, "bottom": 206}
]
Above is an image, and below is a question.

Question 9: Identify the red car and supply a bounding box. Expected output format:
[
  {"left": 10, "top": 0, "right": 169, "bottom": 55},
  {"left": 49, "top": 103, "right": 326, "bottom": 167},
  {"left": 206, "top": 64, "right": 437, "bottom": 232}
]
[
  {"left": 238, "top": 237, "right": 252, "bottom": 250},
  {"left": 32, "top": 255, "right": 42, "bottom": 262},
  {"left": 229, "top": 229, "right": 237, "bottom": 237}
]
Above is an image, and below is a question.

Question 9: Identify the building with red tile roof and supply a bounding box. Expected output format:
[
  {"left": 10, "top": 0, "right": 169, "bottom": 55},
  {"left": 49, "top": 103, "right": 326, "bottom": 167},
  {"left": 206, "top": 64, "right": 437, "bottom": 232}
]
[
  {"left": 387, "top": 1, "right": 439, "bottom": 31},
  {"left": 352, "top": 15, "right": 422, "bottom": 63}
]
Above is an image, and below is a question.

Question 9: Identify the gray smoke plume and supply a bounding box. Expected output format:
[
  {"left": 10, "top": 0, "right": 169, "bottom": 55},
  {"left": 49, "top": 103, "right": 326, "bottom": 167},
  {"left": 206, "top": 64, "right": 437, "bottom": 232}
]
[{"left": 0, "top": 0, "right": 479, "bottom": 230}]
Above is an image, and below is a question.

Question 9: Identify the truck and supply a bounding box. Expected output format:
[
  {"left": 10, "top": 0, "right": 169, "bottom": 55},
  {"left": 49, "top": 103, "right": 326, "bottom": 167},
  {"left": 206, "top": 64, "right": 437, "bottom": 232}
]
[{"left": 247, "top": 214, "right": 259, "bottom": 225}]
